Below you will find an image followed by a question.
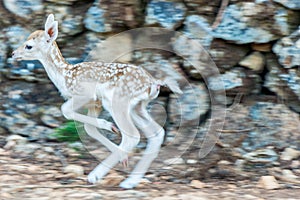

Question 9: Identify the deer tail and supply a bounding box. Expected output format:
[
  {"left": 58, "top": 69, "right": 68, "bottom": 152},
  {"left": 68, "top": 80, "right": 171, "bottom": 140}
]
[{"left": 157, "top": 77, "right": 183, "bottom": 95}]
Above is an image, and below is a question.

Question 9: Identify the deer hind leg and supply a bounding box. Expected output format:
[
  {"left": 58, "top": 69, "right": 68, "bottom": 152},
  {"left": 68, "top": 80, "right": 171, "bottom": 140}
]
[
  {"left": 87, "top": 98, "right": 140, "bottom": 184},
  {"left": 119, "top": 100, "right": 165, "bottom": 189}
]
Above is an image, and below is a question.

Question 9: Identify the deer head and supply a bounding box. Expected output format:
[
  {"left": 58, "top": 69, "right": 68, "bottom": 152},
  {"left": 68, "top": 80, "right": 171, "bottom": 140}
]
[{"left": 12, "top": 14, "right": 58, "bottom": 61}]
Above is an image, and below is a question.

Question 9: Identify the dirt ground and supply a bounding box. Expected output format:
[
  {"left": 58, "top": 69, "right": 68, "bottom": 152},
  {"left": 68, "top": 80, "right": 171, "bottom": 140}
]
[{"left": 1, "top": 139, "right": 299, "bottom": 200}]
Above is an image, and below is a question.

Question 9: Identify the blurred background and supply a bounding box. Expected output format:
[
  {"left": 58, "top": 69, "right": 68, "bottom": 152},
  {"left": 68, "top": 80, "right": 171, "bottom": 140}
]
[{"left": 0, "top": 0, "right": 300, "bottom": 199}]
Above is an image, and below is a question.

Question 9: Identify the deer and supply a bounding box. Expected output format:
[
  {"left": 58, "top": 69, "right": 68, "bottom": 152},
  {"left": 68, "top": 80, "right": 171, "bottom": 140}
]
[{"left": 12, "top": 14, "right": 182, "bottom": 189}]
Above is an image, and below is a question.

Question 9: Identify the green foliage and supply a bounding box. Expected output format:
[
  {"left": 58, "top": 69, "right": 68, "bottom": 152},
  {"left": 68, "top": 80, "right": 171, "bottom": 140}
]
[{"left": 52, "top": 121, "right": 80, "bottom": 143}]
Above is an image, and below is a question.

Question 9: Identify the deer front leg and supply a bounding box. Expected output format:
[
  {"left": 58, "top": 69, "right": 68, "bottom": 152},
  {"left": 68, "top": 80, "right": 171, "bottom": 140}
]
[
  {"left": 87, "top": 98, "right": 140, "bottom": 184},
  {"left": 61, "top": 96, "right": 116, "bottom": 133},
  {"left": 84, "top": 106, "right": 119, "bottom": 153}
]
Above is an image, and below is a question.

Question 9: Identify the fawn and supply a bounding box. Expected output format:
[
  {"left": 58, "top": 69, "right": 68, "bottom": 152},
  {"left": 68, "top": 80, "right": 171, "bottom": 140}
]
[{"left": 12, "top": 14, "right": 182, "bottom": 188}]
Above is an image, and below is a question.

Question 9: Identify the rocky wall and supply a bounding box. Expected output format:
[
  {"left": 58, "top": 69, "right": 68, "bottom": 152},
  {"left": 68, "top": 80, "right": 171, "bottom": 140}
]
[{"left": 0, "top": 0, "right": 300, "bottom": 175}]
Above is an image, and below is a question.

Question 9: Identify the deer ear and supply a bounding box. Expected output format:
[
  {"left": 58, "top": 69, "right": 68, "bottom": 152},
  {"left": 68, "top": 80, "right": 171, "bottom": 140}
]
[
  {"left": 45, "top": 14, "right": 54, "bottom": 29},
  {"left": 44, "top": 14, "right": 58, "bottom": 42}
]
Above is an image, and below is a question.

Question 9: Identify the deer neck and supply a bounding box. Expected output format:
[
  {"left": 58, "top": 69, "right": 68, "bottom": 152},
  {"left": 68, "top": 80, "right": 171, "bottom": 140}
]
[
  {"left": 40, "top": 42, "right": 70, "bottom": 70},
  {"left": 39, "top": 42, "right": 72, "bottom": 99}
]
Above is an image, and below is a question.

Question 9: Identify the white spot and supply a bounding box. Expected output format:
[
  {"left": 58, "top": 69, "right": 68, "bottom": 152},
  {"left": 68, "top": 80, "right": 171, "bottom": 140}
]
[
  {"left": 67, "top": 78, "right": 72, "bottom": 83},
  {"left": 117, "top": 63, "right": 124, "bottom": 68},
  {"left": 127, "top": 81, "right": 135, "bottom": 88}
]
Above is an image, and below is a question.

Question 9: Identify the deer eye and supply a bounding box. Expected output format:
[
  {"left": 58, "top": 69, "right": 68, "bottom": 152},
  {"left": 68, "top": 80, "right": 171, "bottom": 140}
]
[{"left": 25, "top": 45, "right": 33, "bottom": 50}]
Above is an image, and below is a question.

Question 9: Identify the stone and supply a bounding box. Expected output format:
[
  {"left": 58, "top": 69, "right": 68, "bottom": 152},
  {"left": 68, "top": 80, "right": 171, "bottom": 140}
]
[
  {"left": 164, "top": 189, "right": 177, "bottom": 196},
  {"left": 11, "top": 124, "right": 53, "bottom": 141},
  {"left": 67, "top": 192, "right": 103, "bottom": 199},
  {"left": 0, "top": 148, "right": 5, "bottom": 154},
  {"left": 3, "top": 0, "right": 43, "bottom": 19},
  {"left": 153, "top": 196, "right": 178, "bottom": 200},
  {"left": 190, "top": 180, "right": 206, "bottom": 189},
  {"left": 239, "top": 51, "right": 265, "bottom": 71},
  {"left": 183, "top": 0, "right": 221, "bottom": 23},
  {"left": 172, "top": 34, "right": 209, "bottom": 79},
  {"left": 218, "top": 160, "right": 232, "bottom": 165},
  {"left": 243, "top": 149, "right": 278, "bottom": 164},
  {"left": 291, "top": 160, "right": 300, "bottom": 169},
  {"left": 137, "top": 178, "right": 151, "bottom": 186},
  {"left": 282, "top": 169, "right": 299, "bottom": 181},
  {"left": 264, "top": 53, "right": 300, "bottom": 112},
  {"left": 5, "top": 134, "right": 27, "bottom": 144},
  {"left": 114, "top": 190, "right": 148, "bottom": 199},
  {"left": 273, "top": 26, "right": 300, "bottom": 68},
  {"left": 208, "top": 68, "right": 261, "bottom": 99},
  {"left": 15, "top": 143, "right": 41, "bottom": 154},
  {"left": 60, "top": 15, "right": 84, "bottom": 36},
  {"left": 218, "top": 100, "right": 300, "bottom": 170},
  {"left": 1, "top": 104, "right": 57, "bottom": 141},
  {"left": 218, "top": 70, "right": 243, "bottom": 90},
  {"left": 212, "top": 2, "right": 298, "bottom": 44},
  {"left": 43, "top": 146, "right": 55, "bottom": 153},
  {"left": 4, "top": 26, "right": 30, "bottom": 50},
  {"left": 244, "top": 102, "right": 300, "bottom": 150},
  {"left": 145, "top": 0, "right": 187, "bottom": 29},
  {"left": 0, "top": 192, "right": 14, "bottom": 199},
  {"left": 5, "top": 58, "right": 45, "bottom": 81},
  {"left": 251, "top": 43, "right": 272, "bottom": 52},
  {"left": 84, "top": 0, "right": 143, "bottom": 33},
  {"left": 164, "top": 157, "right": 185, "bottom": 165},
  {"left": 274, "top": 0, "right": 300, "bottom": 10},
  {"left": 0, "top": 126, "right": 7, "bottom": 135},
  {"left": 41, "top": 115, "right": 61, "bottom": 128},
  {"left": 270, "top": 69, "right": 300, "bottom": 109},
  {"left": 35, "top": 152, "right": 50, "bottom": 160},
  {"left": 83, "top": 32, "right": 105, "bottom": 59},
  {"left": 168, "top": 83, "right": 209, "bottom": 126},
  {"left": 100, "top": 171, "right": 125, "bottom": 186},
  {"left": 3, "top": 140, "right": 16, "bottom": 150},
  {"left": 0, "top": 32, "right": 8, "bottom": 68},
  {"left": 183, "top": 15, "right": 213, "bottom": 48},
  {"left": 257, "top": 176, "right": 280, "bottom": 189},
  {"left": 43, "top": 106, "right": 62, "bottom": 118},
  {"left": 187, "top": 159, "right": 198, "bottom": 164},
  {"left": 209, "top": 39, "right": 250, "bottom": 70},
  {"left": 235, "top": 159, "right": 246, "bottom": 169},
  {"left": 280, "top": 148, "right": 300, "bottom": 161},
  {"left": 63, "top": 164, "right": 84, "bottom": 177},
  {"left": 4, "top": 134, "right": 27, "bottom": 149},
  {"left": 84, "top": 5, "right": 109, "bottom": 33},
  {"left": 67, "top": 142, "right": 85, "bottom": 153},
  {"left": 45, "top": 0, "right": 80, "bottom": 5},
  {"left": 178, "top": 193, "right": 209, "bottom": 200}
]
